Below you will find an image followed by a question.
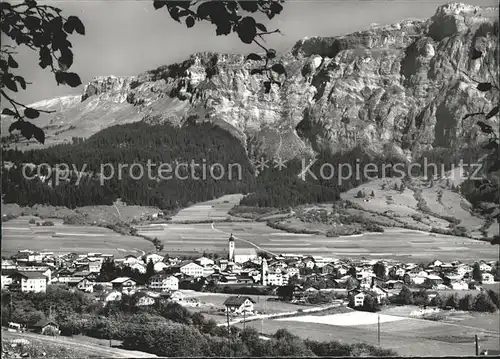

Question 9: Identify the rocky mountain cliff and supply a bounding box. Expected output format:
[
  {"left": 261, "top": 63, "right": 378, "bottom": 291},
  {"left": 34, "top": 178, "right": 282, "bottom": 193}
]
[{"left": 3, "top": 3, "right": 499, "bottom": 162}]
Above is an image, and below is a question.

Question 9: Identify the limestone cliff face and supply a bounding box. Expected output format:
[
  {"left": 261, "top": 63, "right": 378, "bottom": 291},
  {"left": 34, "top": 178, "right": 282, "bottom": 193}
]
[{"left": 4, "top": 3, "right": 498, "bottom": 160}]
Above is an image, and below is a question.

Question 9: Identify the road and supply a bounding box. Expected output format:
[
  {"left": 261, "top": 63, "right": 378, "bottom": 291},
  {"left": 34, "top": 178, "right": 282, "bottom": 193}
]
[{"left": 3, "top": 331, "right": 157, "bottom": 358}]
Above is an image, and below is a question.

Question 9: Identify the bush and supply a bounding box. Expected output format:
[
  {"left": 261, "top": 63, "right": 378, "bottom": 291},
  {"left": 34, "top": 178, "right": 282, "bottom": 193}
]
[
  {"left": 29, "top": 218, "right": 36, "bottom": 224},
  {"left": 473, "top": 292, "right": 497, "bottom": 313},
  {"left": 42, "top": 221, "right": 54, "bottom": 226}
]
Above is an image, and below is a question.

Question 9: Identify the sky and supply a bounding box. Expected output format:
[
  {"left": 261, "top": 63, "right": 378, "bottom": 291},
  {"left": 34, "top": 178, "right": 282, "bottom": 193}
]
[{"left": 3, "top": 0, "right": 498, "bottom": 105}]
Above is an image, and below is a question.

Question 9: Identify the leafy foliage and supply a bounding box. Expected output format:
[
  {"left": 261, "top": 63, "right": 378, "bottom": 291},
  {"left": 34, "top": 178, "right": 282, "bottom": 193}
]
[
  {"left": 467, "top": 45, "right": 500, "bottom": 244},
  {"left": 1, "top": 0, "right": 85, "bottom": 143}
]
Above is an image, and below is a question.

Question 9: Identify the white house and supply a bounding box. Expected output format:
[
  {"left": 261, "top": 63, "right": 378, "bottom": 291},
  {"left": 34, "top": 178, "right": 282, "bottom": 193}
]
[
  {"left": 154, "top": 262, "right": 169, "bottom": 272},
  {"left": 234, "top": 248, "right": 258, "bottom": 264},
  {"left": 350, "top": 290, "right": 366, "bottom": 307},
  {"left": 100, "top": 290, "right": 122, "bottom": 306},
  {"left": 148, "top": 274, "right": 179, "bottom": 291},
  {"left": 134, "top": 292, "right": 156, "bottom": 307},
  {"left": 180, "top": 262, "right": 204, "bottom": 277},
  {"left": 88, "top": 260, "right": 102, "bottom": 273},
  {"left": 8, "top": 272, "right": 47, "bottom": 293},
  {"left": 450, "top": 281, "right": 469, "bottom": 290},
  {"left": 77, "top": 278, "right": 95, "bottom": 293},
  {"left": 482, "top": 273, "right": 494, "bottom": 284},
  {"left": 111, "top": 277, "right": 137, "bottom": 294},
  {"left": 145, "top": 253, "right": 164, "bottom": 264},
  {"left": 479, "top": 262, "right": 492, "bottom": 272},
  {"left": 223, "top": 295, "right": 255, "bottom": 315},
  {"left": 195, "top": 257, "right": 215, "bottom": 267},
  {"left": 123, "top": 255, "right": 140, "bottom": 266},
  {"left": 266, "top": 271, "right": 284, "bottom": 286},
  {"left": 130, "top": 263, "right": 147, "bottom": 274}
]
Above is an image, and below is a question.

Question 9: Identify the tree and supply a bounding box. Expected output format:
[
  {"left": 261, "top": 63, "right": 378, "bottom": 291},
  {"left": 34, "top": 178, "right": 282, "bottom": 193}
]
[
  {"left": 361, "top": 294, "right": 380, "bottom": 312},
  {"left": 397, "top": 286, "right": 413, "bottom": 305},
  {"left": 472, "top": 262, "right": 483, "bottom": 283},
  {"left": 1, "top": 0, "right": 85, "bottom": 143},
  {"left": 430, "top": 293, "right": 443, "bottom": 307},
  {"left": 466, "top": 46, "right": 500, "bottom": 246},
  {"left": 458, "top": 294, "right": 474, "bottom": 311},
  {"left": 146, "top": 259, "right": 155, "bottom": 280},
  {"left": 345, "top": 277, "right": 359, "bottom": 291},
  {"left": 444, "top": 293, "right": 459, "bottom": 309},
  {"left": 1, "top": 0, "right": 287, "bottom": 144},
  {"left": 372, "top": 261, "right": 386, "bottom": 279},
  {"left": 276, "top": 285, "right": 294, "bottom": 301},
  {"left": 473, "top": 292, "right": 497, "bottom": 313}
]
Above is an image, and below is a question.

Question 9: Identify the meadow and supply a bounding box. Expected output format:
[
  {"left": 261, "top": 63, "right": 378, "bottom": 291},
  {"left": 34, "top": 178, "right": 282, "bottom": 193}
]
[
  {"left": 134, "top": 220, "right": 499, "bottom": 262},
  {"left": 1, "top": 216, "right": 154, "bottom": 257},
  {"left": 238, "top": 309, "right": 500, "bottom": 356}
]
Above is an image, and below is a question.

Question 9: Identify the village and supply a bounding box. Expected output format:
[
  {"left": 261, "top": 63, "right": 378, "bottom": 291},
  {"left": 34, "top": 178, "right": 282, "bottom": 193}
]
[{"left": 2, "top": 233, "right": 499, "bottom": 327}]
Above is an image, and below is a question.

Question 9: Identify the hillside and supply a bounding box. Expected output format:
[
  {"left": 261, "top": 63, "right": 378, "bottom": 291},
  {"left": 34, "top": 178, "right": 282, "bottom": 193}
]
[{"left": 1, "top": 3, "right": 498, "bottom": 163}]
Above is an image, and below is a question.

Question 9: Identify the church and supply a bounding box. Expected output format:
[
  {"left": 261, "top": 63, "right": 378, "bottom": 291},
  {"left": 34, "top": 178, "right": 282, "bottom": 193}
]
[{"left": 227, "top": 233, "right": 258, "bottom": 264}]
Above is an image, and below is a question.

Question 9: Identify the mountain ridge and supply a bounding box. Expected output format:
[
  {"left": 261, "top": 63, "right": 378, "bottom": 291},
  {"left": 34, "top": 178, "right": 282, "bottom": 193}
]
[{"left": 2, "top": 2, "right": 498, "bottom": 163}]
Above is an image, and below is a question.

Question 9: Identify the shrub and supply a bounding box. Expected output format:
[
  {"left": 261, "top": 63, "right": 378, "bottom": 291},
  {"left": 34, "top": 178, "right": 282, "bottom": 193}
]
[
  {"left": 42, "top": 221, "right": 54, "bottom": 226},
  {"left": 29, "top": 218, "right": 36, "bottom": 224},
  {"left": 473, "top": 292, "right": 497, "bottom": 313}
]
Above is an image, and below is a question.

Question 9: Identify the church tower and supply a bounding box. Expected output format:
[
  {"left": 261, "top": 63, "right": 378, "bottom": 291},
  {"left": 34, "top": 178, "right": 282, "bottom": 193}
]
[
  {"left": 261, "top": 257, "right": 268, "bottom": 286},
  {"left": 228, "top": 233, "right": 235, "bottom": 262}
]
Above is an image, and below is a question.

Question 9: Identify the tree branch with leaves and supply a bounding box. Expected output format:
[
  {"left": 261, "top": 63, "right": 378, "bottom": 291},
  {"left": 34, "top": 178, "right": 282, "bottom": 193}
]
[{"left": 1, "top": 0, "right": 85, "bottom": 144}]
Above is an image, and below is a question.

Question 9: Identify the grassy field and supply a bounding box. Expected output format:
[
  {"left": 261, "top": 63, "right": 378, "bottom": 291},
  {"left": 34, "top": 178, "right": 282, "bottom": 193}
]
[
  {"left": 238, "top": 309, "right": 500, "bottom": 356},
  {"left": 2, "top": 216, "right": 155, "bottom": 256},
  {"left": 170, "top": 194, "right": 245, "bottom": 222},
  {"left": 134, "top": 220, "right": 499, "bottom": 262}
]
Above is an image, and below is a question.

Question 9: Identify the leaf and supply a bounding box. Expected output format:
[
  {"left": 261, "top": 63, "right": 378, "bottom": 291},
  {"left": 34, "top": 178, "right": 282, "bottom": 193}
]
[
  {"left": 477, "top": 121, "right": 493, "bottom": 134},
  {"left": 8, "top": 55, "right": 18, "bottom": 69},
  {"left": 14, "top": 76, "right": 26, "bottom": 90},
  {"left": 270, "top": 2, "right": 284, "bottom": 15},
  {"left": 66, "top": 16, "right": 85, "bottom": 35},
  {"left": 471, "top": 49, "right": 483, "bottom": 60},
  {"left": 8, "top": 121, "right": 23, "bottom": 132},
  {"left": 24, "top": 108, "right": 40, "bottom": 119},
  {"left": 246, "top": 53, "right": 262, "bottom": 61},
  {"left": 256, "top": 23, "right": 267, "bottom": 32},
  {"left": 267, "top": 49, "right": 276, "bottom": 59},
  {"left": 237, "top": 17, "right": 257, "bottom": 44},
  {"left": 2, "top": 108, "right": 16, "bottom": 116},
  {"left": 39, "top": 47, "right": 52, "bottom": 69},
  {"left": 3, "top": 77, "right": 18, "bottom": 92},
  {"left": 56, "top": 72, "right": 82, "bottom": 87},
  {"left": 185, "top": 16, "right": 195, "bottom": 28},
  {"left": 58, "top": 48, "right": 74, "bottom": 71},
  {"left": 32, "top": 124, "right": 45, "bottom": 144},
  {"left": 239, "top": 1, "right": 259, "bottom": 13},
  {"left": 169, "top": 6, "right": 180, "bottom": 22},
  {"left": 271, "top": 63, "right": 287, "bottom": 75},
  {"left": 485, "top": 105, "right": 499, "bottom": 119},
  {"left": 477, "top": 82, "right": 492, "bottom": 92},
  {"left": 153, "top": 1, "right": 166, "bottom": 10},
  {"left": 24, "top": 16, "right": 40, "bottom": 30}
]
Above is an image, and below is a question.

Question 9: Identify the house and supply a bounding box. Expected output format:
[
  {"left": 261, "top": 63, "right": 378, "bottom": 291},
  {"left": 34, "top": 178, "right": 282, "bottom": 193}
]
[
  {"left": 154, "top": 262, "right": 169, "bottom": 272},
  {"left": 88, "top": 260, "right": 102, "bottom": 273},
  {"left": 196, "top": 257, "right": 215, "bottom": 267},
  {"left": 180, "top": 262, "right": 204, "bottom": 277},
  {"left": 77, "top": 278, "right": 95, "bottom": 293},
  {"left": 349, "top": 290, "right": 366, "bottom": 307},
  {"left": 450, "top": 281, "right": 469, "bottom": 290},
  {"left": 223, "top": 295, "right": 255, "bottom": 315},
  {"left": 1, "top": 269, "right": 15, "bottom": 289},
  {"left": 111, "top": 277, "right": 136, "bottom": 293},
  {"left": 482, "top": 273, "right": 494, "bottom": 284},
  {"left": 123, "top": 255, "right": 140, "bottom": 266},
  {"left": 145, "top": 253, "right": 164, "bottom": 264},
  {"left": 32, "top": 319, "right": 59, "bottom": 335},
  {"left": 148, "top": 274, "right": 179, "bottom": 291},
  {"left": 134, "top": 292, "right": 156, "bottom": 307},
  {"left": 99, "top": 290, "right": 122, "bottom": 306},
  {"left": 8, "top": 272, "right": 47, "bottom": 293},
  {"left": 1, "top": 259, "right": 16, "bottom": 269},
  {"left": 166, "top": 290, "right": 185, "bottom": 303},
  {"left": 385, "top": 280, "right": 404, "bottom": 290},
  {"left": 233, "top": 248, "right": 258, "bottom": 264},
  {"left": 479, "top": 262, "right": 492, "bottom": 272},
  {"left": 129, "top": 262, "right": 147, "bottom": 274}
]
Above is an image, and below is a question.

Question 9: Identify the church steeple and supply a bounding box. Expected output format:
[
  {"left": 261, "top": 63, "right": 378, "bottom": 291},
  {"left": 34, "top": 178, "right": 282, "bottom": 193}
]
[{"left": 228, "top": 233, "right": 235, "bottom": 262}]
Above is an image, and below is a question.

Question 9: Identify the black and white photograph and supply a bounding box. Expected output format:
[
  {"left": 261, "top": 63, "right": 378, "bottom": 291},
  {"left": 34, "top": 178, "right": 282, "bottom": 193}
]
[{"left": 1, "top": 0, "right": 499, "bottom": 357}]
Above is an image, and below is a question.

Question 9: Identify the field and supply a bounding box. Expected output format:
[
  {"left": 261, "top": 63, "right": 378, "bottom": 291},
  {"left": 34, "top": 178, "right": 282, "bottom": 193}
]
[
  {"left": 170, "top": 194, "right": 245, "bottom": 222},
  {"left": 134, "top": 220, "right": 499, "bottom": 262},
  {"left": 238, "top": 309, "right": 500, "bottom": 356},
  {"left": 1, "top": 216, "right": 155, "bottom": 257}
]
